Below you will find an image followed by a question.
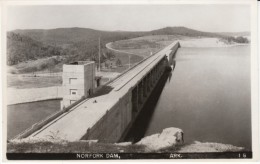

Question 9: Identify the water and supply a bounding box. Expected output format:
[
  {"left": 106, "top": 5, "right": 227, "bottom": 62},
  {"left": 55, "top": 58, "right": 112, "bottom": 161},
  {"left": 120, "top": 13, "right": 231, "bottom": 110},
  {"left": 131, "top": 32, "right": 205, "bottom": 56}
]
[
  {"left": 126, "top": 46, "right": 251, "bottom": 150},
  {"left": 7, "top": 100, "right": 60, "bottom": 140}
]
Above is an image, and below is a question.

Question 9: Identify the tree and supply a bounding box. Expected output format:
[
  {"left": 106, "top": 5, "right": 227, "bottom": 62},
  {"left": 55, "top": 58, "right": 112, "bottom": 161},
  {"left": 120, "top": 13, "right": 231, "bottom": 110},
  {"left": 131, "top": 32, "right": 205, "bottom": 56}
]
[
  {"left": 235, "top": 36, "right": 249, "bottom": 43},
  {"left": 225, "top": 36, "right": 249, "bottom": 44},
  {"left": 116, "top": 59, "right": 122, "bottom": 67},
  {"left": 105, "top": 50, "right": 115, "bottom": 60}
]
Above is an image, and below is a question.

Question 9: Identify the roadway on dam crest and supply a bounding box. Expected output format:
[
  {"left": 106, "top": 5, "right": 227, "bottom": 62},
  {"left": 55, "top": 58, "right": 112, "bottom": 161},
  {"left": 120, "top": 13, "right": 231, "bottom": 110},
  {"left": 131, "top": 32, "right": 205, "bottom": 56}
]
[{"left": 27, "top": 41, "right": 179, "bottom": 141}]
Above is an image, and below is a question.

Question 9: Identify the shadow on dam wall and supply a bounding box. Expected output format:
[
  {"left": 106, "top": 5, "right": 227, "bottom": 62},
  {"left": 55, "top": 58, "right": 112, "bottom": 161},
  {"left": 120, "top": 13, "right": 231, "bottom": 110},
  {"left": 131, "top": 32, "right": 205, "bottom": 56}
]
[{"left": 124, "top": 61, "right": 176, "bottom": 143}]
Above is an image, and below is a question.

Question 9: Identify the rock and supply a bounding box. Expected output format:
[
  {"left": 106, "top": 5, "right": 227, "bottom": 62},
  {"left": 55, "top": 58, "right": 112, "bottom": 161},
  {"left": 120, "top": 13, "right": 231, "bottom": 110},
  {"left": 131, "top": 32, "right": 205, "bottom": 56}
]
[
  {"left": 136, "top": 127, "right": 184, "bottom": 152},
  {"left": 114, "top": 142, "right": 132, "bottom": 146},
  {"left": 177, "top": 141, "right": 244, "bottom": 152}
]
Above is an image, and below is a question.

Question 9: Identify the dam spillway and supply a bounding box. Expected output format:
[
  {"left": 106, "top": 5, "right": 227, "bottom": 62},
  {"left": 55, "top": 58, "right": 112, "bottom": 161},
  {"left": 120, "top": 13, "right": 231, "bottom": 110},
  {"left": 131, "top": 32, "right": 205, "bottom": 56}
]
[{"left": 15, "top": 41, "right": 180, "bottom": 142}]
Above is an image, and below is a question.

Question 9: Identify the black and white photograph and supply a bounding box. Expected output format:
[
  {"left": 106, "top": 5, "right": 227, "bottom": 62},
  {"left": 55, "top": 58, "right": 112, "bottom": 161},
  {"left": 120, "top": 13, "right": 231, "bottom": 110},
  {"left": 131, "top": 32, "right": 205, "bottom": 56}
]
[{"left": 1, "top": 0, "right": 259, "bottom": 161}]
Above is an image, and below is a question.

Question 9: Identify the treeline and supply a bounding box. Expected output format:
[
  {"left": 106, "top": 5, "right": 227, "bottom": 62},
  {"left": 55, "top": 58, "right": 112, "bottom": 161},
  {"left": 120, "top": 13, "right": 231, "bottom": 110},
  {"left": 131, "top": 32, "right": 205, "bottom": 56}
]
[{"left": 225, "top": 36, "right": 249, "bottom": 44}]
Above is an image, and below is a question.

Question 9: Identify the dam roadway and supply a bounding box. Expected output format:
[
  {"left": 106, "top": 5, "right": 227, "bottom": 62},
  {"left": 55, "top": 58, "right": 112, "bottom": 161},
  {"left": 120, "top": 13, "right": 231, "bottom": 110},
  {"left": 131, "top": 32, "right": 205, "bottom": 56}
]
[{"left": 24, "top": 41, "right": 180, "bottom": 142}]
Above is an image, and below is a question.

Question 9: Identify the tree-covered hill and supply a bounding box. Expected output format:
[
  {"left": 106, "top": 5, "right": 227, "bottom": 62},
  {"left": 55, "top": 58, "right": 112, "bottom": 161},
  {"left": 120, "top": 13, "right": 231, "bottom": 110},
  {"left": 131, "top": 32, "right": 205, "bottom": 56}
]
[
  {"left": 7, "top": 32, "right": 64, "bottom": 65},
  {"left": 8, "top": 28, "right": 147, "bottom": 65},
  {"left": 7, "top": 27, "right": 249, "bottom": 67},
  {"left": 13, "top": 27, "right": 146, "bottom": 47},
  {"left": 150, "top": 26, "right": 224, "bottom": 38}
]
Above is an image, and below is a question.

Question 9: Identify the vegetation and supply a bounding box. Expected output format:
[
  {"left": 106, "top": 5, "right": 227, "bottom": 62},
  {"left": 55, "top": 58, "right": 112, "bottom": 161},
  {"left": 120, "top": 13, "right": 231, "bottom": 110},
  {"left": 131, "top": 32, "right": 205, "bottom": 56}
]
[
  {"left": 150, "top": 26, "right": 225, "bottom": 38},
  {"left": 8, "top": 140, "right": 245, "bottom": 153},
  {"left": 226, "top": 36, "right": 249, "bottom": 44},
  {"left": 7, "top": 32, "right": 63, "bottom": 65},
  {"left": 8, "top": 56, "right": 64, "bottom": 74},
  {"left": 116, "top": 59, "right": 123, "bottom": 67},
  {"left": 111, "top": 39, "right": 160, "bottom": 50},
  {"left": 9, "top": 27, "right": 146, "bottom": 66},
  {"left": 7, "top": 27, "right": 250, "bottom": 73},
  {"left": 7, "top": 141, "right": 146, "bottom": 153}
]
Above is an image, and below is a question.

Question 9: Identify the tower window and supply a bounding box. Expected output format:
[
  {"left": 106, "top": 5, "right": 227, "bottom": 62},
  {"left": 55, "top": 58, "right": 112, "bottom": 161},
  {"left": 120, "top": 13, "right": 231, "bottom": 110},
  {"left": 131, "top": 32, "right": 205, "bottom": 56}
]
[{"left": 70, "top": 89, "right": 77, "bottom": 95}]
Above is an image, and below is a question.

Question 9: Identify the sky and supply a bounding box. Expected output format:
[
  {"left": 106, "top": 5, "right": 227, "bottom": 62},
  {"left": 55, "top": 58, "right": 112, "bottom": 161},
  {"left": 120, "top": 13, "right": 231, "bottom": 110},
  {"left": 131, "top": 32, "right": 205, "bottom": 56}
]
[{"left": 6, "top": 5, "right": 251, "bottom": 32}]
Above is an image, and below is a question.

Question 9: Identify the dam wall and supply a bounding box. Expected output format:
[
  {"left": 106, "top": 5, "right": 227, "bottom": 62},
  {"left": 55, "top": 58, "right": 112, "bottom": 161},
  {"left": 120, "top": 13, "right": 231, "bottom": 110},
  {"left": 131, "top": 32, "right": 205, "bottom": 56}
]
[
  {"left": 81, "top": 42, "right": 180, "bottom": 142},
  {"left": 81, "top": 92, "right": 132, "bottom": 142},
  {"left": 18, "top": 41, "right": 180, "bottom": 142}
]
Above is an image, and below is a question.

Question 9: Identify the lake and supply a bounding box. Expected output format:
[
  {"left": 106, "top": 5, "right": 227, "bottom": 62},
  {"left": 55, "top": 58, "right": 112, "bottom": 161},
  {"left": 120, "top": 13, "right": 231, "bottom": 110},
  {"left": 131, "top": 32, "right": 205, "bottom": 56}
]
[
  {"left": 125, "top": 45, "right": 251, "bottom": 150},
  {"left": 7, "top": 100, "right": 60, "bottom": 140}
]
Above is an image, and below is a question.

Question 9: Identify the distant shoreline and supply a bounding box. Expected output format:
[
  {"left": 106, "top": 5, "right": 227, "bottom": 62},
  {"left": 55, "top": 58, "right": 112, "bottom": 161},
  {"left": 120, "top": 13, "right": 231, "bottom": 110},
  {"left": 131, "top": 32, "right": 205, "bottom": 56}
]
[{"left": 179, "top": 37, "right": 250, "bottom": 48}]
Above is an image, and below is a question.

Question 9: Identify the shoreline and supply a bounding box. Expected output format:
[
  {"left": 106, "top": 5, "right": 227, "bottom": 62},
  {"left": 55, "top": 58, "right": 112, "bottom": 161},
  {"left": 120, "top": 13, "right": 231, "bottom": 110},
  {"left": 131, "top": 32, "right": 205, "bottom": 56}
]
[
  {"left": 179, "top": 38, "right": 249, "bottom": 48},
  {"left": 7, "top": 98, "right": 62, "bottom": 106}
]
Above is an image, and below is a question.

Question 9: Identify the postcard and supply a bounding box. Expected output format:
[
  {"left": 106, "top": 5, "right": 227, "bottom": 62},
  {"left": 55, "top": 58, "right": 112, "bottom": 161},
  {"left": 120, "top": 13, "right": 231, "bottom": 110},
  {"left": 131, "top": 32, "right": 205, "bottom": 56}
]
[{"left": 1, "top": 0, "right": 259, "bottom": 161}]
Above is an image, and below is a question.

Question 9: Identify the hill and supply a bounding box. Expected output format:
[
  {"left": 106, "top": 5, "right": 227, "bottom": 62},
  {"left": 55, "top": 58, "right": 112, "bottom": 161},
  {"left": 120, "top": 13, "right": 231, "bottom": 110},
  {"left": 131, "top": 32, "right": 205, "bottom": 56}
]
[
  {"left": 13, "top": 27, "right": 146, "bottom": 47},
  {"left": 150, "top": 26, "right": 225, "bottom": 38},
  {"left": 7, "top": 26, "right": 248, "bottom": 68},
  {"left": 10, "top": 28, "right": 148, "bottom": 65},
  {"left": 13, "top": 27, "right": 229, "bottom": 47},
  {"left": 7, "top": 32, "right": 64, "bottom": 65}
]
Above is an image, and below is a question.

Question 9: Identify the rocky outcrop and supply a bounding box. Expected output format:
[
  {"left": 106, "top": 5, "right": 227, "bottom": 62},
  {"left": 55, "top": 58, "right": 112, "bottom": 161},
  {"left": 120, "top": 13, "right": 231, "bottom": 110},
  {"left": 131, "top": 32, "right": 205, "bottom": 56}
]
[{"left": 135, "top": 127, "right": 184, "bottom": 152}]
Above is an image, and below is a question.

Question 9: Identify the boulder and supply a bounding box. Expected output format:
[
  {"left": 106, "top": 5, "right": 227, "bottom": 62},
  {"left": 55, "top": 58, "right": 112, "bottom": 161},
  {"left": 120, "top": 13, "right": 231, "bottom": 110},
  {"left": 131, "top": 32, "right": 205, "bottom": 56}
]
[{"left": 136, "top": 127, "right": 184, "bottom": 152}]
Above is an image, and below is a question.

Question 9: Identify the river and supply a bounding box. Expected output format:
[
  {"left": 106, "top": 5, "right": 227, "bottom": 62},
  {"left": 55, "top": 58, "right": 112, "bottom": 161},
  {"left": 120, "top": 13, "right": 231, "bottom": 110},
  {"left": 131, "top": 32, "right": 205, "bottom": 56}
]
[{"left": 125, "top": 45, "right": 251, "bottom": 150}]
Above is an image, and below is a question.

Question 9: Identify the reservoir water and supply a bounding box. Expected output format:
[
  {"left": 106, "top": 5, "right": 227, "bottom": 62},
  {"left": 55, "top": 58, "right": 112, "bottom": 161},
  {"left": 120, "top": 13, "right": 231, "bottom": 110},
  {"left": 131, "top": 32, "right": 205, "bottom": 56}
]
[
  {"left": 126, "top": 46, "right": 251, "bottom": 150},
  {"left": 7, "top": 100, "right": 60, "bottom": 140}
]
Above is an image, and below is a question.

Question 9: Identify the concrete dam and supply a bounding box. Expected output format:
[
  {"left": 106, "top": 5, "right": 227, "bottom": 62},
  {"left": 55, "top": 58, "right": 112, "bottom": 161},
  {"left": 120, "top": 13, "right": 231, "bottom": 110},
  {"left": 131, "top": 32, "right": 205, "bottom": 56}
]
[{"left": 13, "top": 41, "right": 180, "bottom": 142}]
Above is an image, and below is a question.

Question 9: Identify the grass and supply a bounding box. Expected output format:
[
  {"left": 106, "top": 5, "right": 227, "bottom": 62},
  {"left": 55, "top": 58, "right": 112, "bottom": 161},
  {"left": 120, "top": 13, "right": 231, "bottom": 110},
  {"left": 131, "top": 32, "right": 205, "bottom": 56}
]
[
  {"left": 111, "top": 39, "right": 160, "bottom": 50},
  {"left": 113, "top": 51, "right": 143, "bottom": 64},
  {"left": 7, "top": 140, "right": 248, "bottom": 154},
  {"left": 109, "top": 51, "right": 143, "bottom": 73},
  {"left": 110, "top": 35, "right": 188, "bottom": 59},
  {"left": 6, "top": 140, "right": 186, "bottom": 153},
  {"left": 107, "top": 35, "right": 186, "bottom": 73},
  {"left": 7, "top": 141, "right": 146, "bottom": 153}
]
